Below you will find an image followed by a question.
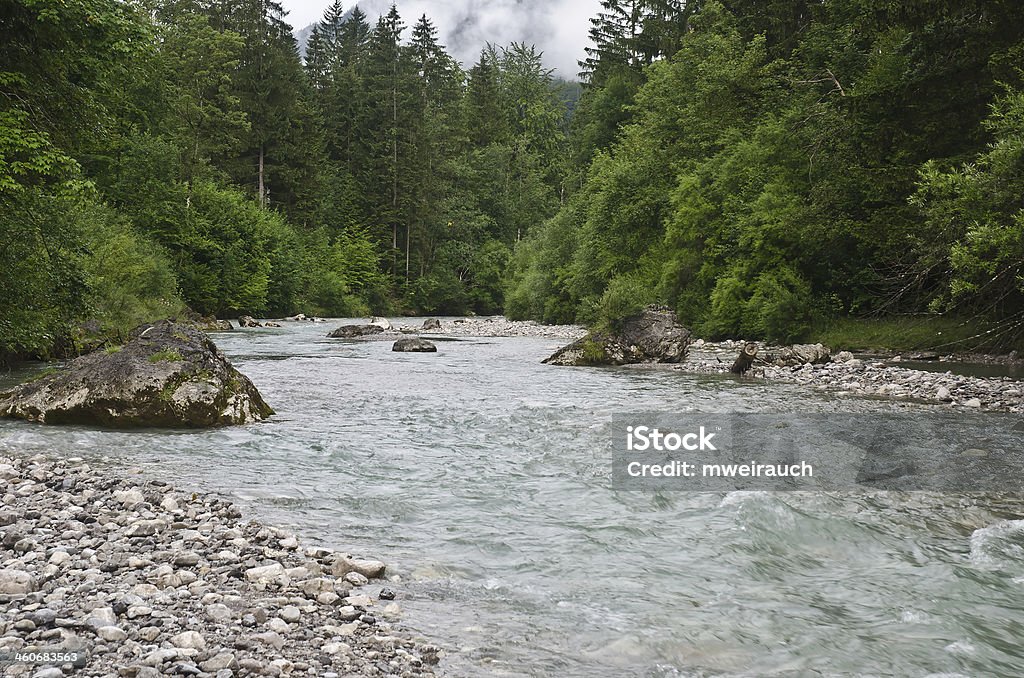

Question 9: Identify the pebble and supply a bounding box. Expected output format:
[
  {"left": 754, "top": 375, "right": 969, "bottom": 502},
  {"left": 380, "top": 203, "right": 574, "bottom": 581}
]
[
  {"left": 681, "top": 341, "right": 1024, "bottom": 413},
  {"left": 420, "top": 316, "right": 586, "bottom": 339},
  {"left": 0, "top": 455, "right": 435, "bottom": 676}
]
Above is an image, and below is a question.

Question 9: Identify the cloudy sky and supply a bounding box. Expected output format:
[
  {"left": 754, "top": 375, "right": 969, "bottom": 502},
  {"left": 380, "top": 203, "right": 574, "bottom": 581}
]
[{"left": 279, "top": 0, "right": 602, "bottom": 76}]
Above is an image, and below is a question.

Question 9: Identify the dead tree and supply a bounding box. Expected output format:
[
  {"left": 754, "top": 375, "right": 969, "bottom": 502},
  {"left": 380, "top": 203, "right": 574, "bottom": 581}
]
[{"left": 730, "top": 343, "right": 758, "bottom": 375}]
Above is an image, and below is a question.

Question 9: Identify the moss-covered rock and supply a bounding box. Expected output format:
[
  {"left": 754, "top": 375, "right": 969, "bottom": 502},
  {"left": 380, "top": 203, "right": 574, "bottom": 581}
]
[
  {"left": 0, "top": 321, "right": 272, "bottom": 427},
  {"left": 543, "top": 306, "right": 692, "bottom": 367}
]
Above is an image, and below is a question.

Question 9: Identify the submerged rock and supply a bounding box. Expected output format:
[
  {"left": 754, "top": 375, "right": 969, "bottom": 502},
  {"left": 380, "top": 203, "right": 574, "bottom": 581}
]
[
  {"left": 327, "top": 324, "right": 385, "bottom": 338},
  {"left": 543, "top": 306, "right": 692, "bottom": 366},
  {"left": 392, "top": 337, "right": 437, "bottom": 353},
  {"left": 0, "top": 321, "right": 273, "bottom": 427}
]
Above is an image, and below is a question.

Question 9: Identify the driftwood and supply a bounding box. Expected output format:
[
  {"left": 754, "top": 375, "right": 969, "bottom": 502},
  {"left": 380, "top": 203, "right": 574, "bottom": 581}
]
[{"left": 730, "top": 343, "right": 758, "bottom": 375}]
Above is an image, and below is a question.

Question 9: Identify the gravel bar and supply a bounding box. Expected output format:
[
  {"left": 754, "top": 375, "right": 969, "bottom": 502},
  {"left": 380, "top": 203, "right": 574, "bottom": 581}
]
[{"left": 0, "top": 454, "right": 440, "bottom": 677}]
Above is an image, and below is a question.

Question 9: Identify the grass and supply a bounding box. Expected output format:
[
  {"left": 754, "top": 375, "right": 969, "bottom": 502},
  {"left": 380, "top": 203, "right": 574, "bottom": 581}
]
[
  {"left": 104, "top": 345, "right": 123, "bottom": 354},
  {"left": 148, "top": 349, "right": 183, "bottom": 363},
  {"left": 808, "top": 316, "right": 1024, "bottom": 354},
  {"left": 25, "top": 367, "right": 61, "bottom": 383}
]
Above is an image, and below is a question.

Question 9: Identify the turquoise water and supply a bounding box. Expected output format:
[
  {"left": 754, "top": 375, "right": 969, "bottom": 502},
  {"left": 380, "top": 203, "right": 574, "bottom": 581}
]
[{"left": 3, "top": 321, "right": 1024, "bottom": 677}]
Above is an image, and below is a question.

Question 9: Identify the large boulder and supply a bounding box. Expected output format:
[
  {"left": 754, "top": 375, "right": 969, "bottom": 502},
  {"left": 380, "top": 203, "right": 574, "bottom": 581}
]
[
  {"left": 544, "top": 306, "right": 692, "bottom": 366},
  {"left": 421, "top": 318, "right": 441, "bottom": 331},
  {"left": 369, "top": 316, "right": 393, "bottom": 330},
  {"left": 771, "top": 343, "right": 831, "bottom": 367},
  {"left": 0, "top": 321, "right": 273, "bottom": 427},
  {"left": 327, "top": 325, "right": 385, "bottom": 338},
  {"left": 239, "top": 316, "right": 262, "bottom": 328},
  {"left": 392, "top": 337, "right": 437, "bottom": 353}
]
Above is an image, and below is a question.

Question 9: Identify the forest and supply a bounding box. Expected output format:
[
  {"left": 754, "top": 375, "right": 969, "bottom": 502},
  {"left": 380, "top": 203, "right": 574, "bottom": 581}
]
[{"left": 3, "top": 0, "right": 1024, "bottom": 361}]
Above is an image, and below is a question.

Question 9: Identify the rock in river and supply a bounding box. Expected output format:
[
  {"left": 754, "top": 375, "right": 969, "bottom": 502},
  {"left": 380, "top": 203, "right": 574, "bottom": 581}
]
[
  {"left": 543, "top": 306, "right": 692, "bottom": 366},
  {"left": 0, "top": 320, "right": 273, "bottom": 427},
  {"left": 421, "top": 318, "right": 441, "bottom": 330},
  {"left": 328, "top": 325, "right": 385, "bottom": 338},
  {"left": 392, "top": 338, "right": 437, "bottom": 353}
]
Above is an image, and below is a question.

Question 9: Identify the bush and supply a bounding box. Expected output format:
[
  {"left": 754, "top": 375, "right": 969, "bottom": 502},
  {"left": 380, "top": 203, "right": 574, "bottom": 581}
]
[
  {"left": 744, "top": 267, "right": 814, "bottom": 344},
  {"left": 591, "top": 274, "right": 656, "bottom": 331}
]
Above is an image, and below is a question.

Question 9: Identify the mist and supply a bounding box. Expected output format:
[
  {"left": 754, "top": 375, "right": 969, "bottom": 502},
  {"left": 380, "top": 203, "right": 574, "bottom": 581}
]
[{"left": 281, "top": 0, "right": 602, "bottom": 77}]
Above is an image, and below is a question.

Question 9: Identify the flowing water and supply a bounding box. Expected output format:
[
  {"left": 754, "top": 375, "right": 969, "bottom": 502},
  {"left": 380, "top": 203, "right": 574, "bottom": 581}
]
[{"left": 3, "top": 320, "right": 1024, "bottom": 677}]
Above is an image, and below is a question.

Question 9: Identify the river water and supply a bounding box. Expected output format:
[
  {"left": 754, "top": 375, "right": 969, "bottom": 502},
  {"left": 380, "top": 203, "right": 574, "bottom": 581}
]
[{"left": 3, "top": 320, "right": 1024, "bottom": 677}]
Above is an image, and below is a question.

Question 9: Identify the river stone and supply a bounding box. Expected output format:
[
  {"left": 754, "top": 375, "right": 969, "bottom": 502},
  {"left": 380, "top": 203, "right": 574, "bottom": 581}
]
[
  {"left": 246, "top": 563, "right": 286, "bottom": 583},
  {"left": 327, "top": 325, "right": 385, "bottom": 339},
  {"left": 392, "top": 337, "right": 437, "bottom": 353},
  {"left": 936, "top": 386, "right": 953, "bottom": 402},
  {"left": 0, "top": 568, "right": 38, "bottom": 594},
  {"left": 421, "top": 318, "right": 441, "bottom": 330},
  {"left": 0, "top": 321, "right": 273, "bottom": 427},
  {"left": 201, "top": 653, "right": 238, "bottom": 672},
  {"left": 772, "top": 343, "right": 832, "bottom": 367},
  {"left": 544, "top": 306, "right": 692, "bottom": 366},
  {"left": 239, "top": 316, "right": 262, "bottom": 328},
  {"left": 279, "top": 605, "right": 301, "bottom": 623},
  {"left": 369, "top": 317, "right": 393, "bottom": 330},
  {"left": 170, "top": 631, "right": 206, "bottom": 650},
  {"left": 964, "top": 398, "right": 983, "bottom": 408},
  {"left": 328, "top": 554, "right": 386, "bottom": 580},
  {"left": 96, "top": 625, "right": 127, "bottom": 642}
]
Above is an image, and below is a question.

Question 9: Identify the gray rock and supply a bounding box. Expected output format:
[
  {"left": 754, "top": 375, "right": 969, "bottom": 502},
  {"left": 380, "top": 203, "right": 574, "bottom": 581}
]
[
  {"left": 369, "top": 317, "right": 393, "bottom": 330},
  {"left": 964, "top": 398, "right": 983, "bottom": 408},
  {"left": 0, "top": 321, "right": 273, "bottom": 427},
  {"left": 239, "top": 316, "right": 262, "bottom": 328},
  {"left": 328, "top": 554, "right": 386, "bottom": 580},
  {"left": 936, "top": 386, "right": 953, "bottom": 402},
  {"left": 279, "top": 606, "right": 301, "bottom": 623},
  {"left": 421, "top": 318, "right": 441, "bottom": 331},
  {"left": 544, "top": 306, "right": 692, "bottom": 367},
  {"left": 96, "top": 625, "right": 128, "bottom": 642},
  {"left": 169, "top": 630, "right": 206, "bottom": 650},
  {"left": 392, "top": 338, "right": 437, "bottom": 353},
  {"left": 0, "top": 568, "right": 38, "bottom": 594},
  {"left": 200, "top": 653, "right": 238, "bottom": 672},
  {"left": 344, "top": 572, "right": 369, "bottom": 587},
  {"left": 772, "top": 343, "right": 831, "bottom": 367}
]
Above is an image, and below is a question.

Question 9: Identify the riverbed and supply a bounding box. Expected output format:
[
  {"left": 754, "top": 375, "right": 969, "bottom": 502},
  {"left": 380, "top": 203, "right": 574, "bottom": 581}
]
[{"left": 3, "top": 319, "right": 1024, "bottom": 676}]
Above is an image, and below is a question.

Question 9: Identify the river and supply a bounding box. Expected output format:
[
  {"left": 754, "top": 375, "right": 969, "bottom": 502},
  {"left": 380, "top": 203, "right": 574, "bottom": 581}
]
[{"left": 2, "top": 319, "right": 1024, "bottom": 677}]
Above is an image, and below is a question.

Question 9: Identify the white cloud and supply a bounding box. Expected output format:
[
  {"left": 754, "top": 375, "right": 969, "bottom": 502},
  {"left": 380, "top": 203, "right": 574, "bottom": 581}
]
[{"left": 279, "top": 0, "right": 602, "bottom": 77}]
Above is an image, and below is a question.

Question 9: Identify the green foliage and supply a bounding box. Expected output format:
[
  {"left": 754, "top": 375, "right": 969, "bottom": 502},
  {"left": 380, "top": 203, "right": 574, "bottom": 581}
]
[
  {"left": 148, "top": 349, "right": 183, "bottom": 363},
  {"left": 509, "top": 0, "right": 1024, "bottom": 350}
]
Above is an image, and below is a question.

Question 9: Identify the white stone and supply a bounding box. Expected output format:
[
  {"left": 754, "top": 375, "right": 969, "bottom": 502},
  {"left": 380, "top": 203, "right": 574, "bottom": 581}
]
[
  {"left": 245, "top": 563, "right": 285, "bottom": 583},
  {"left": 169, "top": 630, "right": 206, "bottom": 650},
  {"left": 113, "top": 489, "right": 145, "bottom": 506},
  {"left": 0, "top": 569, "right": 37, "bottom": 595},
  {"left": 96, "top": 625, "right": 127, "bottom": 642}
]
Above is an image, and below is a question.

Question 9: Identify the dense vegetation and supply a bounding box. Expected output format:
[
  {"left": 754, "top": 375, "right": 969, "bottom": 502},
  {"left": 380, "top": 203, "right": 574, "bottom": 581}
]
[
  {"left": 508, "top": 0, "right": 1024, "bottom": 348},
  {"left": 4, "top": 0, "right": 1024, "bottom": 362},
  {"left": 0, "top": 0, "right": 569, "bottom": 360}
]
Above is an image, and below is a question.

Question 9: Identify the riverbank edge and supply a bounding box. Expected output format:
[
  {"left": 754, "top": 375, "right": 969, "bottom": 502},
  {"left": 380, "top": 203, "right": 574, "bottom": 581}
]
[
  {"left": 674, "top": 340, "right": 1024, "bottom": 413},
  {"left": 0, "top": 452, "right": 441, "bottom": 677}
]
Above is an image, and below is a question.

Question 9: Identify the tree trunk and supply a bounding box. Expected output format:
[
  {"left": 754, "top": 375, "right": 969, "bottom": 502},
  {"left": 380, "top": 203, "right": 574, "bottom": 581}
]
[
  {"left": 258, "top": 144, "right": 266, "bottom": 208},
  {"left": 730, "top": 343, "right": 758, "bottom": 375}
]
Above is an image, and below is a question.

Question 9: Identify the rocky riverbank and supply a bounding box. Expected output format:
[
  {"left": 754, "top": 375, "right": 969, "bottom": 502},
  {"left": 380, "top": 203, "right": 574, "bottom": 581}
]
[
  {"left": 680, "top": 340, "right": 1024, "bottom": 412},
  {"left": 0, "top": 454, "right": 439, "bottom": 677},
  {"left": 419, "top": 317, "right": 585, "bottom": 340}
]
